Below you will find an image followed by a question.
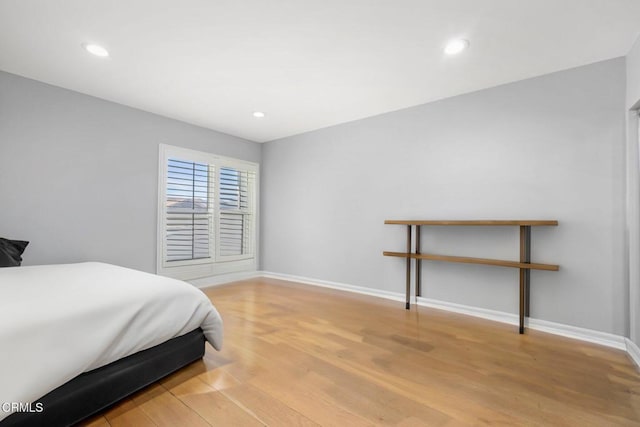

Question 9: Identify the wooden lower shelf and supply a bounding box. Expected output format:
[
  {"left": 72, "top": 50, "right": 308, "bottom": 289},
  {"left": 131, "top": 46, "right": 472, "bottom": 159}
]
[{"left": 382, "top": 251, "right": 559, "bottom": 271}]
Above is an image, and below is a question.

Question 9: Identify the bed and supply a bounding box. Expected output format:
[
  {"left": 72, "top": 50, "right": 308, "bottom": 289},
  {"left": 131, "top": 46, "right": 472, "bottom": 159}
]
[{"left": 0, "top": 262, "right": 223, "bottom": 426}]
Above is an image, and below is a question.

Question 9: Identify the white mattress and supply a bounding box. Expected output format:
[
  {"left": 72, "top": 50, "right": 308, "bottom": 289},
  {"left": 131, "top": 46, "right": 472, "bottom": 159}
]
[{"left": 0, "top": 262, "right": 223, "bottom": 422}]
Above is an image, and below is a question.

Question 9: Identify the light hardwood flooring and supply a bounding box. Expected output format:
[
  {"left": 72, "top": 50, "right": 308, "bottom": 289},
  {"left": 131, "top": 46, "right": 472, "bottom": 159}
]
[{"left": 83, "top": 277, "right": 640, "bottom": 426}]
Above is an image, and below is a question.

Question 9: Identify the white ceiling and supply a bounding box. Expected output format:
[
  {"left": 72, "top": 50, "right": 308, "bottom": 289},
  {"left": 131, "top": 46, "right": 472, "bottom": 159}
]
[{"left": 1, "top": 1, "right": 639, "bottom": 143}]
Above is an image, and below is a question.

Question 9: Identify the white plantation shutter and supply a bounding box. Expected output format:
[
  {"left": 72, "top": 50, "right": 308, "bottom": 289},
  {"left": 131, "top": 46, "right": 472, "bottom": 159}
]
[
  {"left": 218, "top": 167, "right": 256, "bottom": 258},
  {"left": 165, "top": 159, "right": 214, "bottom": 262},
  {"left": 158, "top": 144, "right": 258, "bottom": 280}
]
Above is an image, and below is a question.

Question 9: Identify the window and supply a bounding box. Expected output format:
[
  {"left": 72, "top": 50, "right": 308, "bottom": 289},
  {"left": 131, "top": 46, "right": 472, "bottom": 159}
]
[{"left": 157, "top": 144, "right": 258, "bottom": 280}]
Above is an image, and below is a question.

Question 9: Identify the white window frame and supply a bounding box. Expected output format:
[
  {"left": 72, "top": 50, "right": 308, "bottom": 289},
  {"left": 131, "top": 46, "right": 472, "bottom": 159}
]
[{"left": 157, "top": 144, "right": 259, "bottom": 280}]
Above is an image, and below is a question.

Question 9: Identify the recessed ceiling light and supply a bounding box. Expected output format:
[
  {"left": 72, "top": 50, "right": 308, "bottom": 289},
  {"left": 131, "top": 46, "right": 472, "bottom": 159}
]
[
  {"left": 444, "top": 39, "right": 469, "bottom": 56},
  {"left": 253, "top": 111, "right": 265, "bottom": 118},
  {"left": 83, "top": 43, "right": 109, "bottom": 57}
]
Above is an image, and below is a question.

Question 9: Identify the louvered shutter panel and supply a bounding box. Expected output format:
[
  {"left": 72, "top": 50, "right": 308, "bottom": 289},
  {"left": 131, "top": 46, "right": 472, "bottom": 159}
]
[
  {"left": 218, "top": 167, "right": 256, "bottom": 257},
  {"left": 165, "top": 159, "right": 214, "bottom": 262}
]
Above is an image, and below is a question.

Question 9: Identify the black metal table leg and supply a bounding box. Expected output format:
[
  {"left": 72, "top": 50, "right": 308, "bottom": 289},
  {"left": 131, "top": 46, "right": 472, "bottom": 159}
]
[
  {"left": 405, "top": 225, "right": 412, "bottom": 309},
  {"left": 415, "top": 225, "right": 421, "bottom": 299},
  {"left": 519, "top": 226, "right": 531, "bottom": 333}
]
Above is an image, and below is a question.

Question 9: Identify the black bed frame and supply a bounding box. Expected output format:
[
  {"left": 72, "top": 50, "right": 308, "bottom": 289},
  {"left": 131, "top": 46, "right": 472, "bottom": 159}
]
[{"left": 1, "top": 328, "right": 205, "bottom": 427}]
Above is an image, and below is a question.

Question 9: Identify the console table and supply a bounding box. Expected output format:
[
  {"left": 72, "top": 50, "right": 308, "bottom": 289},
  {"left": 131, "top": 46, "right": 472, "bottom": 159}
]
[{"left": 383, "top": 220, "right": 559, "bottom": 333}]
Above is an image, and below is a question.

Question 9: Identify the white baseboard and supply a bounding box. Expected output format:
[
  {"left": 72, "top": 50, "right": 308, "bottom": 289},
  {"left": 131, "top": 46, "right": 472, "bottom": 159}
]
[
  {"left": 261, "top": 271, "right": 630, "bottom": 353},
  {"left": 528, "top": 318, "right": 626, "bottom": 350},
  {"left": 416, "top": 296, "right": 627, "bottom": 350},
  {"left": 188, "top": 270, "right": 263, "bottom": 289},
  {"left": 626, "top": 338, "right": 640, "bottom": 367},
  {"left": 417, "top": 296, "right": 516, "bottom": 326},
  {"left": 261, "top": 271, "right": 405, "bottom": 302}
]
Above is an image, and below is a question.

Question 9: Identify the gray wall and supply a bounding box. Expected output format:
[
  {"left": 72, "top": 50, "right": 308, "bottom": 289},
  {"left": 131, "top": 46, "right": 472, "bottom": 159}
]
[
  {"left": 0, "top": 70, "right": 261, "bottom": 273},
  {"left": 262, "top": 58, "right": 627, "bottom": 335},
  {"left": 0, "top": 58, "right": 629, "bottom": 336}
]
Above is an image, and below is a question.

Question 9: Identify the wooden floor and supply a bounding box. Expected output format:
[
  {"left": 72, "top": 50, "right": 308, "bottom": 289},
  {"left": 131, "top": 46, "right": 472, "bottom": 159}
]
[{"left": 84, "top": 277, "right": 640, "bottom": 426}]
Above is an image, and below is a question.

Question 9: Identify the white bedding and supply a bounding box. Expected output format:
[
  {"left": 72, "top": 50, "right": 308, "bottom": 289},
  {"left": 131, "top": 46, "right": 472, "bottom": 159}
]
[{"left": 0, "top": 262, "right": 223, "bottom": 422}]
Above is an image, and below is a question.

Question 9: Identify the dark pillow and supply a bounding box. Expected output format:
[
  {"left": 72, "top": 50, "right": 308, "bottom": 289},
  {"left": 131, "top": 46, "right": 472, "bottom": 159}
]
[{"left": 0, "top": 238, "right": 29, "bottom": 267}]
